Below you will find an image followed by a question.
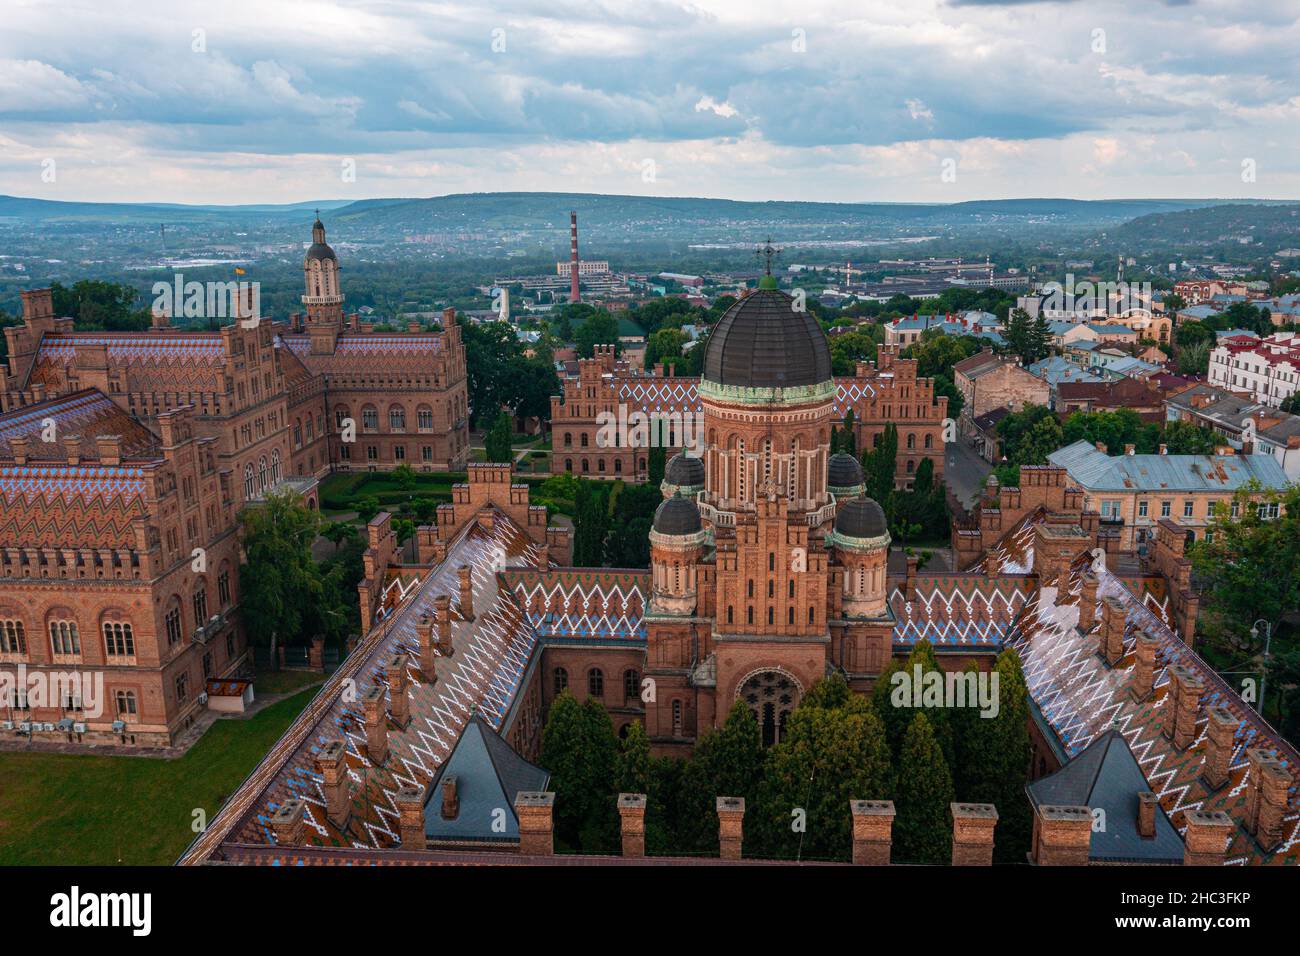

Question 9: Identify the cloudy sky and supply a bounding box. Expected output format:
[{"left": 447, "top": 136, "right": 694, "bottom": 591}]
[{"left": 2, "top": 0, "right": 1298, "bottom": 204}]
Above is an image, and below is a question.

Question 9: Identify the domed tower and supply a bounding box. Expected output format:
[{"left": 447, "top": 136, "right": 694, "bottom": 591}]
[
  {"left": 827, "top": 452, "right": 866, "bottom": 500},
  {"left": 829, "top": 497, "right": 891, "bottom": 618},
  {"left": 661, "top": 452, "right": 705, "bottom": 499},
  {"left": 649, "top": 495, "right": 707, "bottom": 616},
  {"left": 697, "top": 282, "right": 837, "bottom": 525},
  {"left": 303, "top": 215, "right": 344, "bottom": 355}
]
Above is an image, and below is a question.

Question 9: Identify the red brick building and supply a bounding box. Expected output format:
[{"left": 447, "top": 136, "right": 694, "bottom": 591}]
[{"left": 0, "top": 219, "right": 469, "bottom": 746}]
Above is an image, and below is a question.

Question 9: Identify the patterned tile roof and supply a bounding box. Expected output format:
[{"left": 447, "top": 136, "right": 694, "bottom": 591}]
[
  {"left": 1009, "top": 557, "right": 1300, "bottom": 865},
  {"left": 0, "top": 464, "right": 149, "bottom": 548},
  {"left": 179, "top": 510, "right": 543, "bottom": 863},
  {"left": 503, "top": 568, "right": 648, "bottom": 643},
  {"left": 279, "top": 333, "right": 445, "bottom": 375},
  {"left": 0, "top": 389, "right": 160, "bottom": 461},
  {"left": 889, "top": 575, "right": 1035, "bottom": 649},
  {"left": 32, "top": 333, "right": 225, "bottom": 369},
  {"left": 611, "top": 377, "right": 877, "bottom": 418}
]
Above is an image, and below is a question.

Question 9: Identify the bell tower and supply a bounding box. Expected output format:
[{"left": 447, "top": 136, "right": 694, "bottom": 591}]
[{"left": 303, "top": 214, "right": 344, "bottom": 355}]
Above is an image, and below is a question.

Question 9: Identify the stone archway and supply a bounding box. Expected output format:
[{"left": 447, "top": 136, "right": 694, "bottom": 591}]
[{"left": 735, "top": 667, "right": 803, "bottom": 747}]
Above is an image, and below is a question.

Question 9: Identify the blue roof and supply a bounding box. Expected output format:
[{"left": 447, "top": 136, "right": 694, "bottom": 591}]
[
  {"left": 1085, "top": 323, "right": 1136, "bottom": 336},
  {"left": 1048, "top": 439, "right": 1290, "bottom": 493},
  {"left": 1180, "top": 304, "right": 1219, "bottom": 320},
  {"left": 423, "top": 713, "right": 550, "bottom": 843},
  {"left": 1216, "top": 328, "right": 1259, "bottom": 340},
  {"left": 1028, "top": 356, "right": 1103, "bottom": 387},
  {"left": 1098, "top": 356, "right": 1158, "bottom": 376}
]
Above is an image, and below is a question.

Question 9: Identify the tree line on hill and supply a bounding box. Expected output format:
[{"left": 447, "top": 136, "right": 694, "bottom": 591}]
[{"left": 540, "top": 643, "right": 1033, "bottom": 863}]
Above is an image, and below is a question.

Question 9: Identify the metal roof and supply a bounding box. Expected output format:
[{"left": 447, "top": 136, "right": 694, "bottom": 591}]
[{"left": 1048, "top": 439, "right": 1289, "bottom": 492}]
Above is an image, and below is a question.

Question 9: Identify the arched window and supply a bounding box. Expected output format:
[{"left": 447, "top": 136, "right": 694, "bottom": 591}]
[
  {"left": 192, "top": 585, "right": 208, "bottom": 628},
  {"left": 587, "top": 668, "right": 604, "bottom": 699},
  {"left": 0, "top": 619, "right": 24, "bottom": 654},
  {"left": 553, "top": 667, "right": 568, "bottom": 695},
  {"left": 906, "top": 459, "right": 915, "bottom": 474},
  {"left": 389, "top": 405, "right": 406, "bottom": 431},
  {"left": 361, "top": 405, "right": 379, "bottom": 431},
  {"left": 103, "top": 621, "right": 135, "bottom": 657},
  {"left": 924, "top": 434, "right": 933, "bottom": 449},
  {"left": 417, "top": 405, "right": 434, "bottom": 430},
  {"left": 563, "top": 433, "right": 572, "bottom": 447},
  {"left": 727, "top": 605, "right": 734, "bottom": 624},
  {"left": 580, "top": 433, "right": 589, "bottom": 447},
  {"left": 165, "top": 600, "right": 183, "bottom": 646},
  {"left": 270, "top": 449, "right": 281, "bottom": 484},
  {"left": 614, "top": 459, "right": 622, "bottom": 473},
  {"left": 258, "top": 456, "right": 268, "bottom": 491},
  {"left": 244, "top": 464, "right": 254, "bottom": 500},
  {"left": 49, "top": 619, "right": 80, "bottom": 655},
  {"left": 623, "top": 669, "right": 639, "bottom": 700},
  {"left": 565, "top": 458, "right": 573, "bottom": 472}
]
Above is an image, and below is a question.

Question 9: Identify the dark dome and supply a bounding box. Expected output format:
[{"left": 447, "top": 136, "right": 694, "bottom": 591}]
[
  {"left": 827, "top": 452, "right": 864, "bottom": 489},
  {"left": 305, "top": 242, "right": 337, "bottom": 263},
  {"left": 653, "top": 495, "right": 702, "bottom": 535},
  {"left": 835, "top": 497, "right": 888, "bottom": 539},
  {"left": 702, "top": 289, "right": 832, "bottom": 389},
  {"left": 665, "top": 453, "right": 705, "bottom": 487}
]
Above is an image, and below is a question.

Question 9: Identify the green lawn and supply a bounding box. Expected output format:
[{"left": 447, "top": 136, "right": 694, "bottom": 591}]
[{"left": 0, "top": 687, "right": 317, "bottom": 866}]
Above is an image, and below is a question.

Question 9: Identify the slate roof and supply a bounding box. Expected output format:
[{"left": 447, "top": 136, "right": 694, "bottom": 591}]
[
  {"left": 1048, "top": 439, "right": 1289, "bottom": 492},
  {"left": 424, "top": 713, "right": 549, "bottom": 843},
  {"left": 1027, "top": 729, "right": 1184, "bottom": 863}
]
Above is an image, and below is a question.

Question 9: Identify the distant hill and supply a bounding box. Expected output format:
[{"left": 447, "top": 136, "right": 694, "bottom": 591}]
[{"left": 1109, "top": 202, "right": 1300, "bottom": 249}]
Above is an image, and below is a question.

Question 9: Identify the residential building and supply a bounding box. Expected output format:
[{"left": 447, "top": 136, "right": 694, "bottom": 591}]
[
  {"left": 1207, "top": 332, "right": 1300, "bottom": 407},
  {"left": 1166, "top": 382, "right": 1300, "bottom": 480},
  {"left": 1047, "top": 439, "right": 1289, "bottom": 551}
]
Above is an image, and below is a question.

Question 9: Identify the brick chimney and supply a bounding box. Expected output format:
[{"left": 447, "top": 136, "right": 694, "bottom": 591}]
[
  {"left": 270, "top": 798, "right": 306, "bottom": 846},
  {"left": 1099, "top": 595, "right": 1127, "bottom": 666},
  {"left": 1183, "top": 810, "right": 1234, "bottom": 866},
  {"left": 514, "top": 792, "right": 555, "bottom": 856},
  {"left": 63, "top": 434, "right": 81, "bottom": 466},
  {"left": 950, "top": 803, "right": 998, "bottom": 866},
  {"left": 716, "top": 796, "right": 745, "bottom": 860},
  {"left": 850, "top": 800, "right": 895, "bottom": 865},
  {"left": 1244, "top": 749, "right": 1290, "bottom": 851},
  {"left": 1201, "top": 706, "right": 1237, "bottom": 791},
  {"left": 315, "top": 741, "right": 351, "bottom": 826},
  {"left": 1077, "top": 572, "right": 1099, "bottom": 631},
  {"left": 536, "top": 541, "right": 549, "bottom": 572},
  {"left": 395, "top": 786, "right": 426, "bottom": 848},
  {"left": 1095, "top": 442, "right": 1107, "bottom": 454},
  {"left": 434, "top": 593, "right": 454, "bottom": 656},
  {"left": 8, "top": 435, "right": 28, "bottom": 464},
  {"left": 904, "top": 555, "right": 918, "bottom": 601},
  {"left": 618, "top": 792, "right": 647, "bottom": 858},
  {"left": 1131, "top": 630, "right": 1159, "bottom": 700},
  {"left": 982, "top": 551, "right": 998, "bottom": 576},
  {"left": 362, "top": 686, "right": 388, "bottom": 764},
  {"left": 95, "top": 434, "right": 123, "bottom": 466},
  {"left": 458, "top": 565, "right": 475, "bottom": 621},
  {"left": 384, "top": 653, "right": 409, "bottom": 727},
  {"left": 416, "top": 614, "right": 437, "bottom": 679},
  {"left": 1031, "top": 805, "right": 1092, "bottom": 865},
  {"left": 441, "top": 775, "right": 460, "bottom": 819},
  {"left": 1164, "top": 665, "right": 1203, "bottom": 751},
  {"left": 1137, "top": 791, "right": 1157, "bottom": 839}
]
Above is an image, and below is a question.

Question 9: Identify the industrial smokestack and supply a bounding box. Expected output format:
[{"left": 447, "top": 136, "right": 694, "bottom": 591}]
[{"left": 569, "top": 211, "right": 580, "bottom": 303}]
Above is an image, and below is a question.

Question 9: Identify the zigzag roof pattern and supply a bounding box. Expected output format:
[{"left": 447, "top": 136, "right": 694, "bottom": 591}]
[
  {"left": 0, "top": 389, "right": 160, "bottom": 461},
  {"left": 0, "top": 465, "right": 149, "bottom": 548},
  {"left": 503, "top": 568, "right": 648, "bottom": 643},
  {"left": 179, "top": 509, "right": 544, "bottom": 863},
  {"left": 889, "top": 574, "right": 1035, "bottom": 649},
  {"left": 32, "top": 333, "right": 225, "bottom": 369},
  {"left": 1005, "top": 533, "right": 1299, "bottom": 865},
  {"left": 279, "top": 333, "right": 445, "bottom": 375},
  {"left": 610, "top": 376, "right": 877, "bottom": 418}
]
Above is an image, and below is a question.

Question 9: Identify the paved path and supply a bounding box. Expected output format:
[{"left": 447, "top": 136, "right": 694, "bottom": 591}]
[{"left": 943, "top": 439, "right": 993, "bottom": 510}]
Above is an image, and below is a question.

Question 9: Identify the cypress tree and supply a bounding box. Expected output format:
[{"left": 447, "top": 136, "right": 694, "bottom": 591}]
[{"left": 894, "top": 711, "right": 955, "bottom": 864}]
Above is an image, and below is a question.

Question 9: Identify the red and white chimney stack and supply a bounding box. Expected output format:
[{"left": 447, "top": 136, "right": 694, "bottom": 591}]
[{"left": 569, "top": 211, "right": 581, "bottom": 303}]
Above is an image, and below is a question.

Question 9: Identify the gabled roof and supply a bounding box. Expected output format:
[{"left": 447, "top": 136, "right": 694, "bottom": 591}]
[
  {"left": 424, "top": 713, "right": 549, "bottom": 843},
  {"left": 0, "top": 388, "right": 160, "bottom": 461},
  {"left": 1027, "top": 729, "right": 1184, "bottom": 863}
]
